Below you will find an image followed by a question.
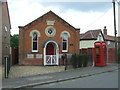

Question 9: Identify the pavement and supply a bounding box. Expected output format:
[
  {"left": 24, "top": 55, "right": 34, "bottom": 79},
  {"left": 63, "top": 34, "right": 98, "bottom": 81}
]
[
  {"left": 0, "top": 66, "right": 4, "bottom": 79},
  {"left": 2, "top": 63, "right": 119, "bottom": 89},
  {"left": 8, "top": 65, "right": 65, "bottom": 78}
]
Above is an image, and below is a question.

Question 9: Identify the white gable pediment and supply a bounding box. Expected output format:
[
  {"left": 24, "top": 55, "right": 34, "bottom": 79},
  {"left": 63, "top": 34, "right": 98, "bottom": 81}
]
[{"left": 97, "top": 32, "right": 104, "bottom": 41}]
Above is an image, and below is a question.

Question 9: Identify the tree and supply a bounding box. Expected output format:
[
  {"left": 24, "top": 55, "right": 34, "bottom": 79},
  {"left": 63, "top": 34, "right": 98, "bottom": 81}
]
[{"left": 10, "top": 34, "right": 19, "bottom": 48}]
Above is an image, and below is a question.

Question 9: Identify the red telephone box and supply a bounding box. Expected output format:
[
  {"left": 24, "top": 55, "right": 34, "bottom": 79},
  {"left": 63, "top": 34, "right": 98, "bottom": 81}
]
[{"left": 94, "top": 41, "right": 107, "bottom": 66}]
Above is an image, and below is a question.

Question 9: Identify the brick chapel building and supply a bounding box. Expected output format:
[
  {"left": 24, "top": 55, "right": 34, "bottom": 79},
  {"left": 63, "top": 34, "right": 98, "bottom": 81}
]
[{"left": 19, "top": 11, "right": 80, "bottom": 66}]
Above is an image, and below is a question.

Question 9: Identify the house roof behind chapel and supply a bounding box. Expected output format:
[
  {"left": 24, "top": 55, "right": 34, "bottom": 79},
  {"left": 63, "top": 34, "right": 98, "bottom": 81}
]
[
  {"left": 104, "top": 35, "right": 115, "bottom": 41},
  {"left": 80, "top": 29, "right": 104, "bottom": 40}
]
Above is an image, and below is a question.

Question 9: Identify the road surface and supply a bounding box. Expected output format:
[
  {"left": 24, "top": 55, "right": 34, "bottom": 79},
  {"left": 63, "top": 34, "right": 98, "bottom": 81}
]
[{"left": 33, "top": 70, "right": 118, "bottom": 88}]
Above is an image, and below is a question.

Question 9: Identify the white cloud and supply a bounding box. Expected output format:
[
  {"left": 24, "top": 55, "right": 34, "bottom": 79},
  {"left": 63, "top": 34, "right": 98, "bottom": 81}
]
[
  {"left": 56, "top": 8, "right": 116, "bottom": 36},
  {"left": 8, "top": 0, "right": 118, "bottom": 36}
]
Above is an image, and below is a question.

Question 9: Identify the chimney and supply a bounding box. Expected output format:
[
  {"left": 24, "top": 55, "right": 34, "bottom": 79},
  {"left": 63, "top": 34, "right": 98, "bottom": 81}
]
[{"left": 103, "top": 26, "right": 107, "bottom": 35}]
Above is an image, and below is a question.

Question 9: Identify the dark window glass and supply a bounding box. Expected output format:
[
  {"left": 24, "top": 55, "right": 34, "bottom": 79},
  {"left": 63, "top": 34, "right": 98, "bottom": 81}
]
[
  {"left": 33, "top": 42, "right": 37, "bottom": 50},
  {"left": 32, "top": 32, "right": 38, "bottom": 51},
  {"left": 33, "top": 33, "right": 37, "bottom": 41},
  {"left": 62, "top": 33, "right": 68, "bottom": 51},
  {"left": 63, "top": 42, "right": 67, "bottom": 50}
]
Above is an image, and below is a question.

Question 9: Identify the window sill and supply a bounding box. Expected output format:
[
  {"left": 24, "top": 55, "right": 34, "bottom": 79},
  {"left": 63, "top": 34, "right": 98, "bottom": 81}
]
[
  {"left": 32, "top": 50, "right": 38, "bottom": 53},
  {"left": 62, "top": 50, "right": 68, "bottom": 52}
]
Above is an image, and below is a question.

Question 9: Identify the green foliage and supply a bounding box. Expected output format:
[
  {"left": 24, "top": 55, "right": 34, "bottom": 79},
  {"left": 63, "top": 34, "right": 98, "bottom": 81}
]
[
  {"left": 10, "top": 34, "right": 19, "bottom": 48},
  {"left": 82, "top": 54, "right": 88, "bottom": 67},
  {"left": 71, "top": 54, "right": 88, "bottom": 68},
  {"left": 77, "top": 54, "right": 87, "bottom": 67},
  {"left": 77, "top": 54, "right": 82, "bottom": 67},
  {"left": 71, "top": 54, "right": 77, "bottom": 68}
]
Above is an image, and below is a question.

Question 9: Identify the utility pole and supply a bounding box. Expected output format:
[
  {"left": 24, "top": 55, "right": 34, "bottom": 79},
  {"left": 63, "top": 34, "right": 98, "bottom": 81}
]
[{"left": 112, "top": 0, "right": 118, "bottom": 63}]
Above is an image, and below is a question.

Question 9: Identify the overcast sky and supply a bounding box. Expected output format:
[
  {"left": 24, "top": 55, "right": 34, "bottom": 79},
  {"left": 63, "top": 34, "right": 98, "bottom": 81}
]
[{"left": 7, "top": 0, "right": 119, "bottom": 36}]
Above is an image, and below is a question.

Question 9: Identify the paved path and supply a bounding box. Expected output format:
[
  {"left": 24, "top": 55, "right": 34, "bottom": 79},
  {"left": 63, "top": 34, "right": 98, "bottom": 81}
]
[
  {"left": 0, "top": 66, "right": 2, "bottom": 79},
  {"left": 2, "top": 63, "right": 119, "bottom": 89},
  {"left": 0, "top": 66, "right": 4, "bottom": 79},
  {"left": 8, "top": 65, "right": 65, "bottom": 78},
  {"left": 0, "top": 66, "right": 2, "bottom": 90}
]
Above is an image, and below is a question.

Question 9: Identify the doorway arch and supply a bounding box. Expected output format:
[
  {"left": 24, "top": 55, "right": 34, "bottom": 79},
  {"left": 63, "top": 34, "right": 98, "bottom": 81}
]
[
  {"left": 43, "top": 40, "right": 59, "bottom": 65},
  {"left": 46, "top": 43, "right": 55, "bottom": 55}
]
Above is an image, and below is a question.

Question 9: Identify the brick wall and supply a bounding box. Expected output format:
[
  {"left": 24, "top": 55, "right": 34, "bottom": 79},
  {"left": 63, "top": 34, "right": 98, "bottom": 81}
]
[
  {"left": 1, "top": 2, "right": 11, "bottom": 65},
  {"left": 19, "top": 12, "right": 80, "bottom": 66},
  {"left": 0, "top": 2, "right": 2, "bottom": 65},
  {"left": 11, "top": 48, "right": 18, "bottom": 65},
  {"left": 107, "top": 48, "right": 116, "bottom": 63},
  {"left": 80, "top": 47, "right": 116, "bottom": 64},
  {"left": 80, "top": 48, "right": 94, "bottom": 66}
]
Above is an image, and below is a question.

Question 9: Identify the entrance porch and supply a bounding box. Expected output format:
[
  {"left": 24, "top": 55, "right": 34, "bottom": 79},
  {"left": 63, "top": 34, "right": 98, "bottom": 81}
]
[{"left": 43, "top": 39, "right": 59, "bottom": 66}]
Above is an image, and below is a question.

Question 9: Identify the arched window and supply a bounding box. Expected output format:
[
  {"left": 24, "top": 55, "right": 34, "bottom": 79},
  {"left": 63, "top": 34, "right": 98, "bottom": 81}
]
[
  {"left": 32, "top": 32, "right": 38, "bottom": 52},
  {"left": 62, "top": 33, "right": 69, "bottom": 52}
]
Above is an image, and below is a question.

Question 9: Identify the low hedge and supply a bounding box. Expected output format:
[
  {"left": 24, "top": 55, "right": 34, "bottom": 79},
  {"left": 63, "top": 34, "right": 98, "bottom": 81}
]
[{"left": 71, "top": 54, "right": 88, "bottom": 68}]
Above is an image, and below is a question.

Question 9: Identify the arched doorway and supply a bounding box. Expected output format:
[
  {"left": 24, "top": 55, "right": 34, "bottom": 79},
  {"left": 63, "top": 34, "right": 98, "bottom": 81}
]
[
  {"left": 43, "top": 40, "right": 59, "bottom": 66},
  {"left": 46, "top": 43, "right": 55, "bottom": 55}
]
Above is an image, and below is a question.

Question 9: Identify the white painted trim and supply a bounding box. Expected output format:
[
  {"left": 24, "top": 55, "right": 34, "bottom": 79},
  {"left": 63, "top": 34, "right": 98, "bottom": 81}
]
[
  {"left": 30, "top": 30, "right": 40, "bottom": 37},
  {"left": 31, "top": 32, "right": 39, "bottom": 52},
  {"left": 60, "top": 31, "right": 70, "bottom": 38},
  {"left": 44, "top": 41, "right": 59, "bottom": 49},
  {"left": 44, "top": 41, "right": 59, "bottom": 66},
  {"left": 62, "top": 34, "right": 68, "bottom": 52},
  {"left": 45, "top": 26, "right": 56, "bottom": 37},
  {"left": 44, "top": 48, "right": 46, "bottom": 65},
  {"left": 62, "top": 50, "right": 68, "bottom": 52},
  {"left": 46, "top": 20, "right": 55, "bottom": 25},
  {"left": 4, "top": 25, "right": 8, "bottom": 32},
  {"left": 32, "top": 50, "right": 38, "bottom": 53}
]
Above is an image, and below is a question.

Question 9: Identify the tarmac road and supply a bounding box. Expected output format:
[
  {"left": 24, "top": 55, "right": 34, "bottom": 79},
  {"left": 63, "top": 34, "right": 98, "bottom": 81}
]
[{"left": 33, "top": 70, "right": 118, "bottom": 88}]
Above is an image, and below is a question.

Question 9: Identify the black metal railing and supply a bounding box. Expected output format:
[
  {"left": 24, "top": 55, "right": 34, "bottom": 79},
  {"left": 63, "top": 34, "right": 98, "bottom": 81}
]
[{"left": 4, "top": 55, "right": 11, "bottom": 78}]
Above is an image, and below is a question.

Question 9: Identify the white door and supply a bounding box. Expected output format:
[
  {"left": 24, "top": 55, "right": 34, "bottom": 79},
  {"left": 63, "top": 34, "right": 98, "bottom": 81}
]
[{"left": 44, "top": 42, "right": 59, "bottom": 65}]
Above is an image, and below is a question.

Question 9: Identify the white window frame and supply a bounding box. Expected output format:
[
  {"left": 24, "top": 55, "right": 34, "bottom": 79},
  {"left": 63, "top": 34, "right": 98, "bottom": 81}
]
[
  {"left": 62, "top": 33, "right": 68, "bottom": 52},
  {"left": 108, "top": 41, "right": 111, "bottom": 45},
  {"left": 32, "top": 32, "right": 38, "bottom": 52}
]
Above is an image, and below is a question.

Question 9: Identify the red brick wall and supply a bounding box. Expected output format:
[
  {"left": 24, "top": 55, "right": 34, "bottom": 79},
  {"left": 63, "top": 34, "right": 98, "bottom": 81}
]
[
  {"left": 11, "top": 48, "right": 18, "bottom": 65},
  {"left": 19, "top": 12, "right": 80, "bottom": 65},
  {"left": 80, "top": 48, "right": 116, "bottom": 64},
  {"left": 80, "top": 48, "right": 94, "bottom": 66},
  {"left": 107, "top": 48, "right": 116, "bottom": 63}
]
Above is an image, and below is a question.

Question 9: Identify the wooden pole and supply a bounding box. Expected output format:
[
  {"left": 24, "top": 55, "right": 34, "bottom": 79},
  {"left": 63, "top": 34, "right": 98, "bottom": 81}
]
[{"left": 112, "top": 0, "right": 118, "bottom": 63}]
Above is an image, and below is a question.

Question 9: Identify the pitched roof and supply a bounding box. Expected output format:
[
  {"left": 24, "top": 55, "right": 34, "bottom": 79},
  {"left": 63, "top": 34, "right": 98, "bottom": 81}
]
[
  {"left": 18, "top": 11, "right": 80, "bottom": 31},
  {"left": 104, "top": 35, "right": 115, "bottom": 41},
  {"left": 117, "top": 37, "right": 120, "bottom": 42},
  {"left": 80, "top": 29, "right": 103, "bottom": 40}
]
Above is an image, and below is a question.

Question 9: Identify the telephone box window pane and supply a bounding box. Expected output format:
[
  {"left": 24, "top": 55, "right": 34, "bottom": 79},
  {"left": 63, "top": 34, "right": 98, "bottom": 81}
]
[
  {"left": 33, "top": 42, "right": 37, "bottom": 50},
  {"left": 96, "top": 48, "right": 100, "bottom": 55}
]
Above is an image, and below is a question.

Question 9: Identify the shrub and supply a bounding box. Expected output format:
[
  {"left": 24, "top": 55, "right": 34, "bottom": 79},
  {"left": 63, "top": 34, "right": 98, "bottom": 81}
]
[
  {"left": 77, "top": 54, "right": 82, "bottom": 68},
  {"left": 71, "top": 54, "right": 88, "bottom": 68},
  {"left": 71, "top": 54, "right": 77, "bottom": 69},
  {"left": 82, "top": 54, "right": 88, "bottom": 67}
]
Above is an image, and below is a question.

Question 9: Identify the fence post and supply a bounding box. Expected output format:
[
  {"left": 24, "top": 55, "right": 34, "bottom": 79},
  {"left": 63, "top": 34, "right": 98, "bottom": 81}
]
[{"left": 4, "top": 56, "right": 10, "bottom": 78}]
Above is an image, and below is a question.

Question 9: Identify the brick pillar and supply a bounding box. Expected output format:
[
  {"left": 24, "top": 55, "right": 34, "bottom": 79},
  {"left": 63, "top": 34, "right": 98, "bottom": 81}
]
[
  {"left": 19, "top": 27, "right": 24, "bottom": 65},
  {"left": 75, "top": 29, "right": 80, "bottom": 54}
]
